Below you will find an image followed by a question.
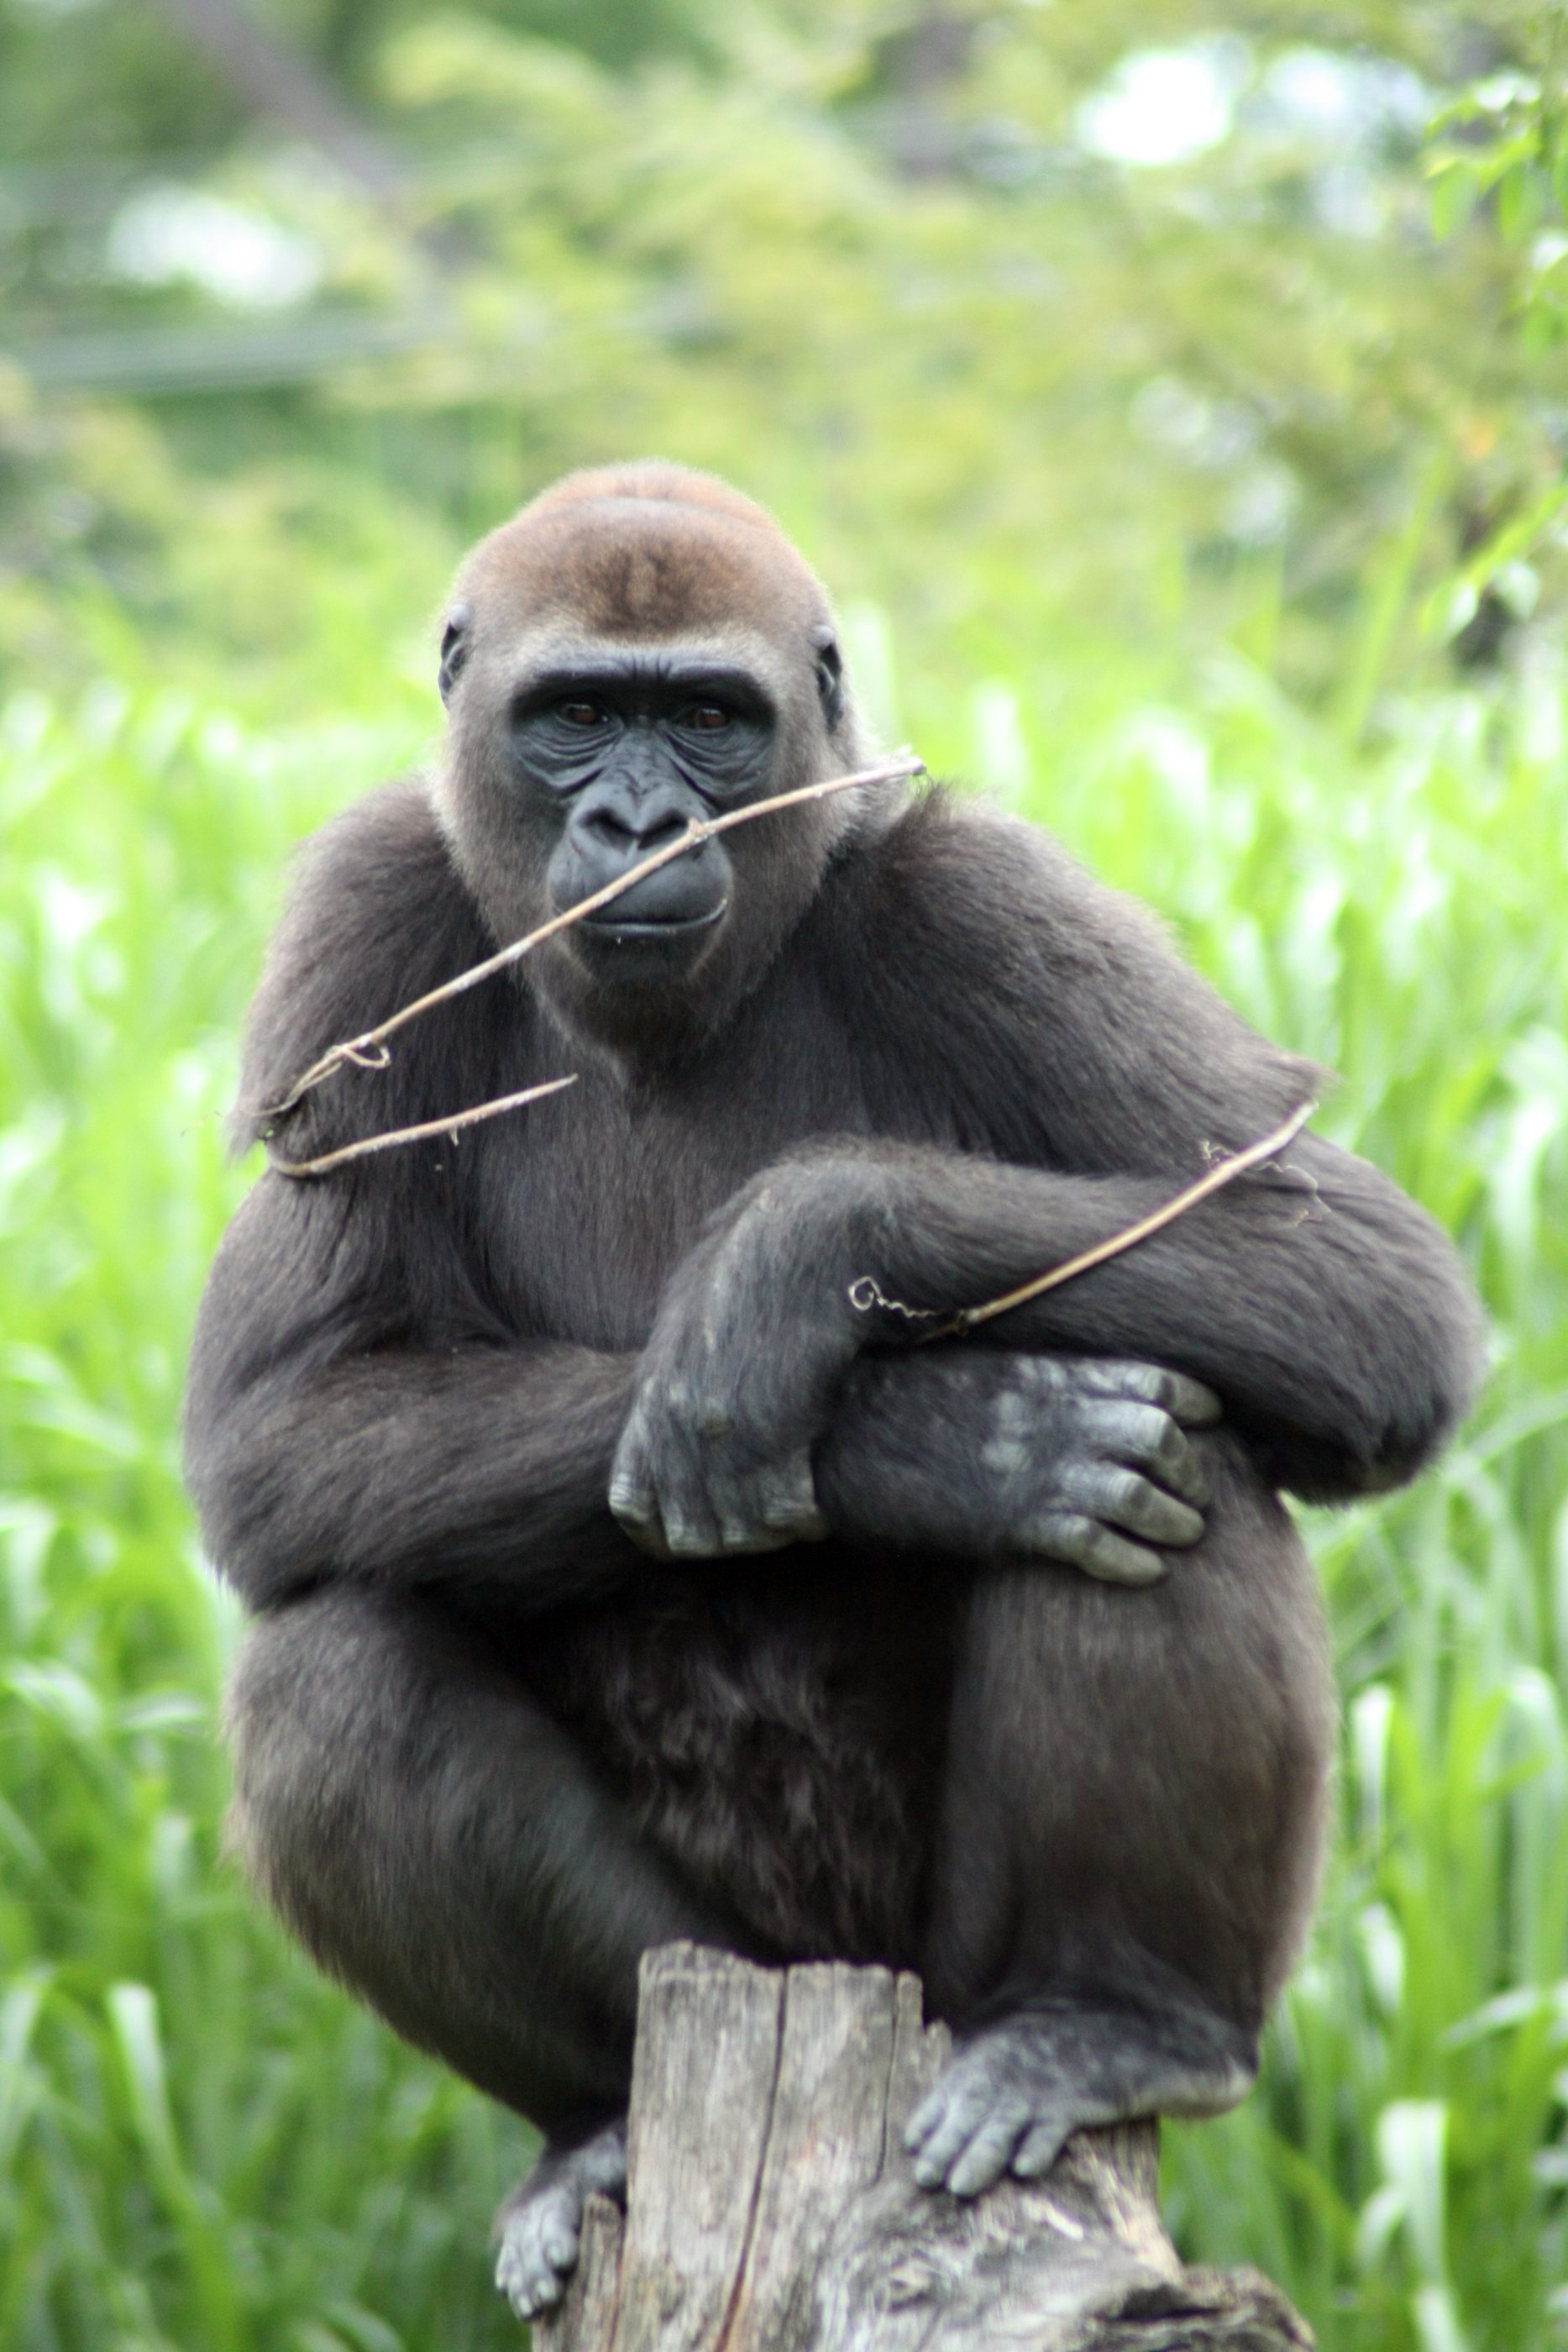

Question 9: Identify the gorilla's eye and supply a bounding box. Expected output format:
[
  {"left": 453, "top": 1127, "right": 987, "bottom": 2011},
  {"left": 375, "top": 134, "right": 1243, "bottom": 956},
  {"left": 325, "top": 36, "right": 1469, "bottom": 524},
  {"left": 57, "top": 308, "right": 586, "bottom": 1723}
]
[
  {"left": 557, "top": 699, "right": 608, "bottom": 728},
  {"left": 681, "top": 704, "right": 732, "bottom": 732}
]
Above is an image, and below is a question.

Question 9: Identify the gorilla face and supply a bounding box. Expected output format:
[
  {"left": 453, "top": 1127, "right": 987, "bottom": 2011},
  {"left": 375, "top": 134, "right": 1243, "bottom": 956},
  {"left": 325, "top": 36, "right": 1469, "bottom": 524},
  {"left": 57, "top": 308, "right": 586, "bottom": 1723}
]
[
  {"left": 515, "top": 651, "right": 777, "bottom": 972},
  {"left": 434, "top": 475, "right": 864, "bottom": 1055}
]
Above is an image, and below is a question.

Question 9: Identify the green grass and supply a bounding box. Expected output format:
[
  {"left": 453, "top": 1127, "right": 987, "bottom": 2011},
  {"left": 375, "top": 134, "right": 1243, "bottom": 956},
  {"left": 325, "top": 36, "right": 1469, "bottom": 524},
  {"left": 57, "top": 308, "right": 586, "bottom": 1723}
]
[{"left": 3, "top": 636, "right": 1567, "bottom": 2349}]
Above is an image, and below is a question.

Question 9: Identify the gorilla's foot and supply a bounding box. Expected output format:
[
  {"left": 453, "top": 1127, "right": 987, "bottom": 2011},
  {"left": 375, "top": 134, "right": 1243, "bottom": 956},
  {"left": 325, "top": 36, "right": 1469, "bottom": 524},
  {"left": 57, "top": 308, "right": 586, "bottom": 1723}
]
[
  {"left": 495, "top": 2118, "right": 627, "bottom": 2321},
  {"left": 905, "top": 1998, "right": 1256, "bottom": 2198}
]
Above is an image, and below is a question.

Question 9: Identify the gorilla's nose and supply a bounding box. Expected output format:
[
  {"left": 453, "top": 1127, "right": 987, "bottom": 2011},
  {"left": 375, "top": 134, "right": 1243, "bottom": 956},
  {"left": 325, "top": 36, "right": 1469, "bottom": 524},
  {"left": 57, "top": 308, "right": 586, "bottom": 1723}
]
[
  {"left": 578, "top": 780, "right": 695, "bottom": 867},
  {"left": 585, "top": 802, "right": 690, "bottom": 858},
  {"left": 562, "top": 776, "right": 726, "bottom": 927}
]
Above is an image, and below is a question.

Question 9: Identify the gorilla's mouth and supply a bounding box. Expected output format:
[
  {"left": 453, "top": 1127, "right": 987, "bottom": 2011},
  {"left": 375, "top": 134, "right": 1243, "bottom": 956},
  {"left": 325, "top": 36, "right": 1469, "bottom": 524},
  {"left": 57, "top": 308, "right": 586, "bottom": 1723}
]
[{"left": 576, "top": 900, "right": 730, "bottom": 940}]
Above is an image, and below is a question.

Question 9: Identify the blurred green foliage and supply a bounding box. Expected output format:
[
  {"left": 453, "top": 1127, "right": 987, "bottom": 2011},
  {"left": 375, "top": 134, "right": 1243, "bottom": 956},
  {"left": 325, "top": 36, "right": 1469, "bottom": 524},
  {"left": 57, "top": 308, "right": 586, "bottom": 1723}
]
[
  {"left": 2, "top": 0, "right": 1567, "bottom": 705},
  {"left": 3, "top": 3, "right": 1568, "bottom": 2349}
]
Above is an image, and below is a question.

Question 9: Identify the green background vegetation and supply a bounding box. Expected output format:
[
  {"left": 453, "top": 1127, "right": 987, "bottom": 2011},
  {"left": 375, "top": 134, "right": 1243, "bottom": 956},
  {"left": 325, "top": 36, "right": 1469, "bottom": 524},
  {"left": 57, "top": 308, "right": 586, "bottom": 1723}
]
[{"left": 3, "top": 3, "right": 1568, "bottom": 2346}]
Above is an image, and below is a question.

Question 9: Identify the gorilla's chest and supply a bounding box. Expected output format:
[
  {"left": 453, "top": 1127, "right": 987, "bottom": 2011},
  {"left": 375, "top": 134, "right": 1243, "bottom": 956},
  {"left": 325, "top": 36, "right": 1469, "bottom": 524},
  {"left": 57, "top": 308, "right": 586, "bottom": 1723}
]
[{"left": 485, "top": 1038, "right": 878, "bottom": 1352}]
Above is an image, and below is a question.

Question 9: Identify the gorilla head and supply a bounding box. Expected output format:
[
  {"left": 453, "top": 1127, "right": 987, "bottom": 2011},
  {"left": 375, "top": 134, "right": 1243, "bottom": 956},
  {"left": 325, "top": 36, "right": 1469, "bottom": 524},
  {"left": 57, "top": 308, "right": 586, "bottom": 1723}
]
[{"left": 433, "top": 463, "right": 872, "bottom": 1051}]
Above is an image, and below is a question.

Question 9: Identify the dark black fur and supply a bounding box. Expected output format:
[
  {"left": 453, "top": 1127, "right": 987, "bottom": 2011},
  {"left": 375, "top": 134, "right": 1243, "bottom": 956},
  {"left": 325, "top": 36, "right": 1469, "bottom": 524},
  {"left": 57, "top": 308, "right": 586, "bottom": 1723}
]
[{"left": 186, "top": 465, "right": 1483, "bottom": 2314}]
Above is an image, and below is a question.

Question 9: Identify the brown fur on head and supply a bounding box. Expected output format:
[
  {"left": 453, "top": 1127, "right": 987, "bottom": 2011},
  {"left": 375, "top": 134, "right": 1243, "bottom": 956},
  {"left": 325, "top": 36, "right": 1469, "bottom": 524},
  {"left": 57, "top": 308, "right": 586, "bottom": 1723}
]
[
  {"left": 471, "top": 462, "right": 833, "bottom": 643},
  {"left": 438, "top": 462, "right": 870, "bottom": 769}
]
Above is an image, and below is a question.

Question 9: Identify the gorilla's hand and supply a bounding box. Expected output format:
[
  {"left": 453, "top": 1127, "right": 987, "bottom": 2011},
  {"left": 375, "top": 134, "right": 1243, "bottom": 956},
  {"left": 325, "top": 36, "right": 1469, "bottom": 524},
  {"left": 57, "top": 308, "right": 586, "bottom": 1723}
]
[
  {"left": 608, "top": 1161, "right": 1220, "bottom": 1571},
  {"left": 609, "top": 1179, "right": 853, "bottom": 1558},
  {"left": 817, "top": 1347, "right": 1220, "bottom": 1584}
]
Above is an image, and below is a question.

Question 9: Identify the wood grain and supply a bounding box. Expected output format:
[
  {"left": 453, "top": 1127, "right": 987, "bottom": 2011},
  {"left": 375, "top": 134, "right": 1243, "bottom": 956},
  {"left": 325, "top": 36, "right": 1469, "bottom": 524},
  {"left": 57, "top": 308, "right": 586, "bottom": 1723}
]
[{"left": 535, "top": 1945, "right": 1313, "bottom": 2352}]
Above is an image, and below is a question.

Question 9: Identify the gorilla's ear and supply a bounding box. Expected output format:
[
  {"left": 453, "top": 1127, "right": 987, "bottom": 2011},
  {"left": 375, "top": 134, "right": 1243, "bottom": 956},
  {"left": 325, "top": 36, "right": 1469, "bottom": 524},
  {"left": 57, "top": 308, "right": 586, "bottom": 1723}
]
[
  {"left": 810, "top": 624, "right": 844, "bottom": 732},
  {"left": 438, "top": 605, "right": 471, "bottom": 706}
]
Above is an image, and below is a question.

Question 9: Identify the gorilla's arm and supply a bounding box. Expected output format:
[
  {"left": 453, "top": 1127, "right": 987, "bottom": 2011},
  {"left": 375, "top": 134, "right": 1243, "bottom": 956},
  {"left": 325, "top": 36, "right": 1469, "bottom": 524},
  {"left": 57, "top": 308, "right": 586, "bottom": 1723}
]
[
  {"left": 185, "top": 1182, "right": 642, "bottom": 1613},
  {"left": 611, "top": 806, "right": 1485, "bottom": 1557},
  {"left": 611, "top": 1136, "right": 1481, "bottom": 1557},
  {"left": 183, "top": 790, "right": 656, "bottom": 1615},
  {"left": 186, "top": 1179, "right": 1218, "bottom": 1605}
]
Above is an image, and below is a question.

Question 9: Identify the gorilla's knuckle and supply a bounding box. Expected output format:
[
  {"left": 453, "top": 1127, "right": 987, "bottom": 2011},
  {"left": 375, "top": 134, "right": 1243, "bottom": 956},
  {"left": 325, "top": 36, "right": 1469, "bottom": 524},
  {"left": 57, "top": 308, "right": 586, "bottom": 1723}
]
[
  {"left": 1104, "top": 1465, "right": 1147, "bottom": 1517},
  {"left": 981, "top": 1432, "right": 1030, "bottom": 1478},
  {"left": 1034, "top": 1509, "right": 1093, "bottom": 1565},
  {"left": 990, "top": 1385, "right": 1033, "bottom": 1436},
  {"left": 1120, "top": 1401, "right": 1174, "bottom": 1457}
]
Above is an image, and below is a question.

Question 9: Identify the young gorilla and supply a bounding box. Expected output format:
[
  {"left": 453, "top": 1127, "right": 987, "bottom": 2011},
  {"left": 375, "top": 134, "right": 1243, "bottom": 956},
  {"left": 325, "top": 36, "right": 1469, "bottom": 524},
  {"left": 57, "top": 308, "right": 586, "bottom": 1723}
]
[{"left": 186, "top": 465, "right": 1483, "bottom": 2321}]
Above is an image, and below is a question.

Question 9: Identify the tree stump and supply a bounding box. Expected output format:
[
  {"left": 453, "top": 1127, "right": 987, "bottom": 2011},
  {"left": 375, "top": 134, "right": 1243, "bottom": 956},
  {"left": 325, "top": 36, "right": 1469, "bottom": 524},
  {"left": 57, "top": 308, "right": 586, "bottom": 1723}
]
[{"left": 536, "top": 1944, "right": 1313, "bottom": 2352}]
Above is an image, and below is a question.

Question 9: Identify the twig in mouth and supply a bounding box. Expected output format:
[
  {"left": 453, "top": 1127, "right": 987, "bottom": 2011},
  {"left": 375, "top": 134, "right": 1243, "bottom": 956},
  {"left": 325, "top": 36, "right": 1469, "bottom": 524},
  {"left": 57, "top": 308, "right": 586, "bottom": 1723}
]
[{"left": 261, "top": 754, "right": 925, "bottom": 1123}]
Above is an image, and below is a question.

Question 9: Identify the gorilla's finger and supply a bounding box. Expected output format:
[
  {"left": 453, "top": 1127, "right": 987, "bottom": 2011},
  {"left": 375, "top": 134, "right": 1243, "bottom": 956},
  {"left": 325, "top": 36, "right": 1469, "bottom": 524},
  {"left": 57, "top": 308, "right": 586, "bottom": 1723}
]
[
  {"left": 906, "top": 2082, "right": 991, "bottom": 2181},
  {"left": 542, "top": 2221, "right": 579, "bottom": 2269},
  {"left": 608, "top": 1410, "right": 662, "bottom": 1530},
  {"left": 607, "top": 1471, "right": 659, "bottom": 1535},
  {"left": 904, "top": 2085, "right": 946, "bottom": 2150},
  {"left": 1069, "top": 1359, "right": 1223, "bottom": 1428},
  {"left": 707, "top": 1475, "right": 774, "bottom": 1553},
  {"left": 910, "top": 2101, "right": 989, "bottom": 2189},
  {"left": 947, "top": 2108, "right": 1030, "bottom": 2198},
  {"left": 610, "top": 1488, "right": 676, "bottom": 1562},
  {"left": 1080, "top": 1399, "right": 1210, "bottom": 1506},
  {"left": 1062, "top": 1462, "right": 1204, "bottom": 1547},
  {"left": 753, "top": 1451, "right": 826, "bottom": 1533},
  {"left": 1011, "top": 2116, "right": 1071, "bottom": 2178},
  {"left": 1029, "top": 1512, "right": 1167, "bottom": 1586},
  {"left": 658, "top": 1491, "right": 726, "bottom": 1558}
]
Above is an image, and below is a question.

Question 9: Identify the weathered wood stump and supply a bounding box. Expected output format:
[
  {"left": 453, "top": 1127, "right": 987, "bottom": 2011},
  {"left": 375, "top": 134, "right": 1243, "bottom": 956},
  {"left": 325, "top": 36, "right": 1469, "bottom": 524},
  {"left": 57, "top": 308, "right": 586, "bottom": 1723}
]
[{"left": 536, "top": 1944, "right": 1311, "bottom": 2352}]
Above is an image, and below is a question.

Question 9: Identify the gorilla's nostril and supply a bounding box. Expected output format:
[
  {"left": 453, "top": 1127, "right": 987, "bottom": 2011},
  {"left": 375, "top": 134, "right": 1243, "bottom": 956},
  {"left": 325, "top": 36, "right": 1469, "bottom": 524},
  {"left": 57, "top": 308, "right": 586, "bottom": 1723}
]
[
  {"left": 635, "top": 813, "right": 691, "bottom": 850},
  {"left": 580, "top": 799, "right": 693, "bottom": 857},
  {"left": 585, "top": 808, "right": 637, "bottom": 848}
]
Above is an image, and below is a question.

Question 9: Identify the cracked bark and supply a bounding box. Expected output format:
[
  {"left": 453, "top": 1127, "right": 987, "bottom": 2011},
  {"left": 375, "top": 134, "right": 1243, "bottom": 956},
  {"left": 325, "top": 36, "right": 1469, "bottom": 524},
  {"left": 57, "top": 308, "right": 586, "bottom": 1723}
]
[{"left": 536, "top": 1945, "right": 1314, "bottom": 2352}]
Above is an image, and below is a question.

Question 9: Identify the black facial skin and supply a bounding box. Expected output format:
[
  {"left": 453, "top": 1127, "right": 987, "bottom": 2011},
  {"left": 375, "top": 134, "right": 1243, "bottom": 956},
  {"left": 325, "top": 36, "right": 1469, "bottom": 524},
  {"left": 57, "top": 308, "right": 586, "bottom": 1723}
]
[
  {"left": 516, "top": 659, "right": 774, "bottom": 958},
  {"left": 186, "top": 473, "right": 1486, "bottom": 2326}
]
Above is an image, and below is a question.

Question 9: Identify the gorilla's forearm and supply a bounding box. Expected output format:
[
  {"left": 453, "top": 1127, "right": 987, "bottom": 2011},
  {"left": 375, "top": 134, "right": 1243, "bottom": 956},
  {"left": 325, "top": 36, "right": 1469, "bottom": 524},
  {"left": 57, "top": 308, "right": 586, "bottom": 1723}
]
[
  {"left": 674, "top": 1133, "right": 1483, "bottom": 1509},
  {"left": 833, "top": 1137, "right": 1483, "bottom": 1499},
  {"left": 187, "top": 1342, "right": 641, "bottom": 1613}
]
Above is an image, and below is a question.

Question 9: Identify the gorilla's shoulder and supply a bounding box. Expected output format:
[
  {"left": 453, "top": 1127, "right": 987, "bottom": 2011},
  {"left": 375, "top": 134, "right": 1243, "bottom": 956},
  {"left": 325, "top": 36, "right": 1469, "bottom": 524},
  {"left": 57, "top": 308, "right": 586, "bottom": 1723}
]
[
  {"left": 834, "top": 789, "right": 1319, "bottom": 1158},
  {"left": 233, "top": 782, "right": 489, "bottom": 1145},
  {"left": 283, "top": 782, "right": 470, "bottom": 948},
  {"left": 848, "top": 789, "right": 1179, "bottom": 988}
]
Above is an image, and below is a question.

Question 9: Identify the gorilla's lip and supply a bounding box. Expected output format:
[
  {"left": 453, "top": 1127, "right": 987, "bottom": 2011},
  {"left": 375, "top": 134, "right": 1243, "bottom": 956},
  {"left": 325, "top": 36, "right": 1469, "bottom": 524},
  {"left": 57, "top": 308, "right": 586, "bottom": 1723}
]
[{"left": 575, "top": 900, "right": 730, "bottom": 940}]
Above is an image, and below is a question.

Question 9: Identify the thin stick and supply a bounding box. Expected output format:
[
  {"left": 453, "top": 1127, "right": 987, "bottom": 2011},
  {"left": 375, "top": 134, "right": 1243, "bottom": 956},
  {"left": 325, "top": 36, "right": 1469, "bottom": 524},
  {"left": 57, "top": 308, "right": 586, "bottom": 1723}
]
[
  {"left": 263, "top": 754, "right": 924, "bottom": 1120},
  {"left": 931, "top": 1100, "right": 1319, "bottom": 1336},
  {"left": 267, "top": 1074, "right": 578, "bottom": 1180}
]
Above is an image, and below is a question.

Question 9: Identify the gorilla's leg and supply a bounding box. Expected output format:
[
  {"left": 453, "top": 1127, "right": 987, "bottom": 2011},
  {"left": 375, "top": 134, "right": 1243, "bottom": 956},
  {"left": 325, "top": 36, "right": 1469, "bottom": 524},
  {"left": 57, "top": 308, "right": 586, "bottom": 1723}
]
[
  {"left": 225, "top": 1583, "right": 744, "bottom": 2311},
  {"left": 913, "top": 1435, "right": 1334, "bottom": 2196}
]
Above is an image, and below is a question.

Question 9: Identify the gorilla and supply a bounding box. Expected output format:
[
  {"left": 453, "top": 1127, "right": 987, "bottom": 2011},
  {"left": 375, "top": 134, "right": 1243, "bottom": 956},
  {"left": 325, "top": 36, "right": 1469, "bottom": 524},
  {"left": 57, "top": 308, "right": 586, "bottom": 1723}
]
[{"left": 184, "top": 462, "right": 1482, "bottom": 2320}]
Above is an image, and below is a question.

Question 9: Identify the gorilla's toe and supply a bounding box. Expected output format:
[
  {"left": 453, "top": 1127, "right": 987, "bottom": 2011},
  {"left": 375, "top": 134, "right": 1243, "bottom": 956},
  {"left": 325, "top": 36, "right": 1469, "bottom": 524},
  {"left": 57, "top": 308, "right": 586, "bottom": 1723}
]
[
  {"left": 494, "top": 2118, "right": 627, "bottom": 2322},
  {"left": 905, "top": 1999, "right": 1257, "bottom": 2200},
  {"left": 496, "top": 2180, "right": 579, "bottom": 2318},
  {"left": 905, "top": 2019, "right": 1072, "bottom": 2197}
]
